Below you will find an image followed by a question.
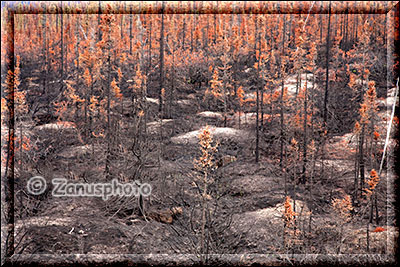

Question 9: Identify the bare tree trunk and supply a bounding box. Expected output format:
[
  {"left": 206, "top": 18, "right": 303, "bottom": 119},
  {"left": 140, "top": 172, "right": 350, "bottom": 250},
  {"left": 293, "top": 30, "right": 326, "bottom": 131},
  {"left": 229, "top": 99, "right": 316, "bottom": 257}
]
[
  {"left": 367, "top": 198, "right": 371, "bottom": 252},
  {"left": 344, "top": 3, "right": 349, "bottom": 49},
  {"left": 323, "top": 1, "right": 331, "bottom": 128},
  {"left": 200, "top": 172, "right": 208, "bottom": 264},
  {"left": 76, "top": 11, "right": 80, "bottom": 70},
  {"left": 129, "top": 5, "right": 133, "bottom": 55},
  {"left": 120, "top": 3, "right": 124, "bottom": 40},
  {"left": 105, "top": 41, "right": 112, "bottom": 180},
  {"left": 213, "top": 3, "right": 217, "bottom": 44},
  {"left": 65, "top": 12, "right": 69, "bottom": 79},
  {"left": 301, "top": 74, "right": 308, "bottom": 184},
  {"left": 354, "top": 14, "right": 358, "bottom": 42},
  {"left": 98, "top": 1, "right": 102, "bottom": 42},
  {"left": 280, "top": 15, "right": 287, "bottom": 167},
  {"left": 321, "top": 1, "right": 331, "bottom": 178},
  {"left": 148, "top": 15, "right": 152, "bottom": 75},
  {"left": 169, "top": 48, "right": 175, "bottom": 119},
  {"left": 191, "top": 1, "right": 195, "bottom": 52},
  {"left": 223, "top": 83, "right": 228, "bottom": 128},
  {"left": 359, "top": 126, "right": 366, "bottom": 192},
  {"left": 182, "top": 7, "right": 186, "bottom": 49},
  {"left": 260, "top": 76, "right": 264, "bottom": 131},
  {"left": 311, "top": 72, "right": 315, "bottom": 136},
  {"left": 42, "top": 11, "right": 47, "bottom": 96},
  {"left": 60, "top": 3, "right": 64, "bottom": 93},
  {"left": 4, "top": 9, "right": 15, "bottom": 259},
  {"left": 319, "top": 5, "right": 323, "bottom": 43},
  {"left": 159, "top": 1, "right": 165, "bottom": 116},
  {"left": 255, "top": 17, "right": 260, "bottom": 163}
]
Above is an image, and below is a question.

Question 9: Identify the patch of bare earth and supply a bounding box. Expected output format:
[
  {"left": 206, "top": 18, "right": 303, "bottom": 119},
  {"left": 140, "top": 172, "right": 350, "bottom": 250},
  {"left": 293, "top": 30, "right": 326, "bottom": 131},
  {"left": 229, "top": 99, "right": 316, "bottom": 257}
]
[
  {"left": 342, "top": 226, "right": 398, "bottom": 254},
  {"left": 13, "top": 197, "right": 176, "bottom": 254},
  {"left": 170, "top": 126, "right": 248, "bottom": 145},
  {"left": 231, "top": 199, "right": 310, "bottom": 253},
  {"left": 197, "top": 111, "right": 224, "bottom": 119},
  {"left": 146, "top": 119, "right": 174, "bottom": 134},
  {"left": 285, "top": 73, "right": 314, "bottom": 96}
]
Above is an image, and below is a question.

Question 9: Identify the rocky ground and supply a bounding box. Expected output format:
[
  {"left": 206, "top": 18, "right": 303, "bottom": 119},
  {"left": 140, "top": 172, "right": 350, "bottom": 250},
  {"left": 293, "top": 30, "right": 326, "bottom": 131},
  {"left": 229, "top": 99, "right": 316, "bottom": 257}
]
[{"left": 1, "top": 75, "right": 398, "bottom": 265}]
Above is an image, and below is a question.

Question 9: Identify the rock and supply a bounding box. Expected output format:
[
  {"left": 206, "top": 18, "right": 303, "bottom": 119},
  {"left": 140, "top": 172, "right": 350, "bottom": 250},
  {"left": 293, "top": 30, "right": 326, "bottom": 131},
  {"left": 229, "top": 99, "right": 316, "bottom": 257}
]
[
  {"left": 146, "top": 207, "right": 183, "bottom": 224},
  {"left": 171, "top": 127, "right": 247, "bottom": 145},
  {"left": 216, "top": 155, "right": 237, "bottom": 168},
  {"left": 197, "top": 111, "right": 224, "bottom": 119},
  {"left": 145, "top": 97, "right": 159, "bottom": 105},
  {"left": 34, "top": 121, "right": 76, "bottom": 131}
]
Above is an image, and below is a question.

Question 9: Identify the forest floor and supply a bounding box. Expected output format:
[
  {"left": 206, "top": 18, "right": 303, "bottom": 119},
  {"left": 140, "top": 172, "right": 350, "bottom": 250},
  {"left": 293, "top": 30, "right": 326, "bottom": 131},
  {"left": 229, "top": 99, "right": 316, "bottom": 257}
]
[{"left": 1, "top": 75, "right": 398, "bottom": 265}]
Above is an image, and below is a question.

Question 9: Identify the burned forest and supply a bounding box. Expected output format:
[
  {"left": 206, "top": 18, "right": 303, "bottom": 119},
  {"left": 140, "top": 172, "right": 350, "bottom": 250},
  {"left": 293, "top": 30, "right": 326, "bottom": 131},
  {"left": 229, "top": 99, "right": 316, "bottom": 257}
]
[{"left": 1, "top": 1, "right": 399, "bottom": 266}]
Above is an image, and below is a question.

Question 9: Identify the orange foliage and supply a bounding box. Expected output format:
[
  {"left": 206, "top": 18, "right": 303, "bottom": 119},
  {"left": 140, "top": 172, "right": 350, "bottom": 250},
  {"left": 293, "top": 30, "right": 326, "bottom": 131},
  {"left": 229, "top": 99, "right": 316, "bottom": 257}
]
[
  {"left": 83, "top": 68, "right": 92, "bottom": 87},
  {"left": 194, "top": 126, "right": 218, "bottom": 172},
  {"left": 117, "top": 68, "right": 123, "bottom": 80},
  {"left": 111, "top": 78, "right": 123, "bottom": 100},
  {"left": 132, "top": 66, "right": 146, "bottom": 96},
  {"left": 290, "top": 138, "right": 298, "bottom": 152},
  {"left": 283, "top": 196, "right": 297, "bottom": 228},
  {"left": 21, "top": 136, "right": 32, "bottom": 151},
  {"left": 364, "top": 169, "right": 380, "bottom": 199},
  {"left": 54, "top": 101, "right": 68, "bottom": 119},
  {"left": 253, "top": 62, "right": 258, "bottom": 70},
  {"left": 206, "top": 69, "right": 223, "bottom": 100},
  {"left": 88, "top": 96, "right": 99, "bottom": 113},
  {"left": 359, "top": 103, "right": 369, "bottom": 125},
  {"left": 237, "top": 86, "right": 244, "bottom": 106},
  {"left": 161, "top": 88, "right": 166, "bottom": 99},
  {"left": 393, "top": 116, "right": 399, "bottom": 126},
  {"left": 348, "top": 72, "right": 357, "bottom": 89},
  {"left": 354, "top": 121, "right": 361, "bottom": 134},
  {"left": 332, "top": 194, "right": 353, "bottom": 222},
  {"left": 372, "top": 227, "right": 386, "bottom": 233},
  {"left": 64, "top": 81, "right": 84, "bottom": 107},
  {"left": 373, "top": 131, "right": 380, "bottom": 140},
  {"left": 92, "top": 130, "right": 105, "bottom": 138}
]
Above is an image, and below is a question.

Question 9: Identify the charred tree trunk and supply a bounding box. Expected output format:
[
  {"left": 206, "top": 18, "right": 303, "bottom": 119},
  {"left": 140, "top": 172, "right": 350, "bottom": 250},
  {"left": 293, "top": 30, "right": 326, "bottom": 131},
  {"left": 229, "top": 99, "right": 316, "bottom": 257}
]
[
  {"left": 98, "top": 1, "right": 102, "bottom": 42},
  {"left": 60, "top": 3, "right": 64, "bottom": 93},
  {"left": 75, "top": 12, "right": 80, "bottom": 70},
  {"left": 105, "top": 31, "right": 112, "bottom": 180},
  {"left": 255, "top": 18, "right": 260, "bottom": 163},
  {"left": 65, "top": 11, "right": 69, "bottom": 78},
  {"left": 42, "top": 10, "right": 47, "bottom": 97},
  {"left": 182, "top": 8, "right": 186, "bottom": 49},
  {"left": 359, "top": 126, "right": 366, "bottom": 192},
  {"left": 4, "top": 9, "right": 15, "bottom": 260},
  {"left": 301, "top": 74, "right": 308, "bottom": 184},
  {"left": 159, "top": 1, "right": 165, "bottom": 116},
  {"left": 129, "top": 5, "right": 133, "bottom": 55},
  {"left": 320, "top": 1, "right": 331, "bottom": 178},
  {"left": 323, "top": 1, "right": 331, "bottom": 129},
  {"left": 191, "top": 1, "right": 195, "bottom": 52},
  {"left": 280, "top": 15, "right": 287, "bottom": 167}
]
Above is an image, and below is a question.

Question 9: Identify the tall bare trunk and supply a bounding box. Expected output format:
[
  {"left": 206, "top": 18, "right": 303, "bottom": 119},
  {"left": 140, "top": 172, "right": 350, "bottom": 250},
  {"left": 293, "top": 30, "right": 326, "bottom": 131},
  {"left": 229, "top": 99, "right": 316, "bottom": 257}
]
[
  {"left": 105, "top": 34, "right": 112, "bottom": 180},
  {"left": 255, "top": 17, "right": 260, "bottom": 163},
  {"left": 280, "top": 15, "right": 287, "bottom": 167},
  {"left": 60, "top": 3, "right": 64, "bottom": 93},
  {"left": 159, "top": 1, "right": 165, "bottom": 116},
  {"left": 5, "top": 9, "right": 15, "bottom": 259},
  {"left": 301, "top": 74, "right": 308, "bottom": 184}
]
